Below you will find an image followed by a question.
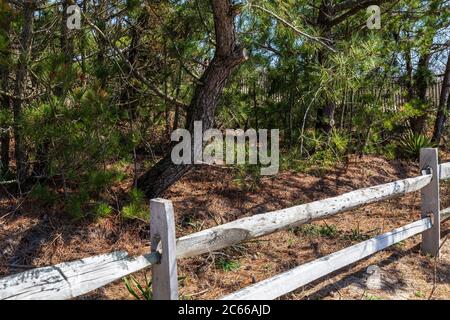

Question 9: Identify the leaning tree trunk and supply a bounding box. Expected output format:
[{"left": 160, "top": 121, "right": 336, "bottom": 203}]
[
  {"left": 137, "top": 0, "right": 247, "bottom": 198},
  {"left": 13, "top": 0, "right": 34, "bottom": 186},
  {"left": 432, "top": 53, "right": 450, "bottom": 144}
]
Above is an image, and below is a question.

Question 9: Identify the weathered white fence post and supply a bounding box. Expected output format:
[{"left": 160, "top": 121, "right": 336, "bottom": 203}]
[
  {"left": 150, "top": 198, "right": 179, "bottom": 300},
  {"left": 420, "top": 148, "right": 441, "bottom": 257}
]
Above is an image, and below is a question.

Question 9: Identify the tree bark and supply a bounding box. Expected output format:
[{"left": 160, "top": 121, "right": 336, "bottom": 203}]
[
  {"left": 315, "top": 2, "right": 335, "bottom": 135},
  {"left": 119, "top": 10, "right": 147, "bottom": 115},
  {"left": 95, "top": 0, "right": 108, "bottom": 89},
  {"left": 172, "top": 65, "right": 183, "bottom": 131},
  {"left": 0, "top": 4, "right": 12, "bottom": 176},
  {"left": 13, "top": 0, "right": 34, "bottom": 185},
  {"left": 0, "top": 66, "right": 10, "bottom": 175},
  {"left": 35, "top": 0, "right": 74, "bottom": 177},
  {"left": 404, "top": 48, "right": 414, "bottom": 100},
  {"left": 55, "top": 0, "right": 73, "bottom": 96},
  {"left": 409, "top": 53, "right": 431, "bottom": 134},
  {"left": 137, "top": 0, "right": 247, "bottom": 198},
  {"left": 432, "top": 53, "right": 450, "bottom": 144}
]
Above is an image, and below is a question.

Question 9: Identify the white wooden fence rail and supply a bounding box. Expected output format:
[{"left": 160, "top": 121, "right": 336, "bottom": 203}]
[
  {"left": 441, "top": 207, "right": 450, "bottom": 221},
  {"left": 439, "top": 162, "right": 450, "bottom": 180},
  {"left": 221, "top": 217, "right": 433, "bottom": 300},
  {"left": 0, "top": 252, "right": 159, "bottom": 300},
  {"left": 0, "top": 148, "right": 449, "bottom": 300},
  {"left": 175, "top": 174, "right": 431, "bottom": 259}
]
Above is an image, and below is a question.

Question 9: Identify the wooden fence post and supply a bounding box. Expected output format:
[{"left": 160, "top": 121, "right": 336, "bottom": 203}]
[
  {"left": 420, "top": 148, "right": 441, "bottom": 257},
  {"left": 150, "top": 198, "right": 178, "bottom": 300}
]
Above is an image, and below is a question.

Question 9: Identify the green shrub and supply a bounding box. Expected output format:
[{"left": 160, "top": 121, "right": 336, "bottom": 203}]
[
  {"left": 86, "top": 170, "right": 118, "bottom": 193},
  {"left": 330, "top": 129, "right": 349, "bottom": 155},
  {"left": 216, "top": 257, "right": 240, "bottom": 272},
  {"left": 397, "top": 130, "right": 434, "bottom": 159},
  {"left": 122, "top": 188, "right": 147, "bottom": 220},
  {"left": 19, "top": 87, "right": 130, "bottom": 219},
  {"left": 293, "top": 223, "right": 339, "bottom": 238},
  {"left": 92, "top": 202, "right": 113, "bottom": 218},
  {"left": 30, "top": 183, "right": 58, "bottom": 207},
  {"left": 123, "top": 274, "right": 187, "bottom": 300},
  {"left": 124, "top": 274, "right": 152, "bottom": 300},
  {"left": 233, "top": 164, "right": 261, "bottom": 192},
  {"left": 282, "top": 129, "right": 349, "bottom": 176},
  {"left": 382, "top": 142, "right": 397, "bottom": 160},
  {"left": 346, "top": 224, "right": 369, "bottom": 241},
  {"left": 66, "top": 195, "right": 86, "bottom": 220},
  {"left": 364, "top": 294, "right": 382, "bottom": 300}
]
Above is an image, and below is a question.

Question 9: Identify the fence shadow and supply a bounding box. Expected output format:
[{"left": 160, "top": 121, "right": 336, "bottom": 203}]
[{"left": 299, "top": 241, "right": 449, "bottom": 300}]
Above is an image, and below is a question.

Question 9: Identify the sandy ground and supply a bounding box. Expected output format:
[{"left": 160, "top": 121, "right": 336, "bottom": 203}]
[{"left": 0, "top": 154, "right": 449, "bottom": 300}]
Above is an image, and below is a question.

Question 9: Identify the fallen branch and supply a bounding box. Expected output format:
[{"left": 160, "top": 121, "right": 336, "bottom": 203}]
[{"left": 0, "top": 180, "right": 17, "bottom": 185}]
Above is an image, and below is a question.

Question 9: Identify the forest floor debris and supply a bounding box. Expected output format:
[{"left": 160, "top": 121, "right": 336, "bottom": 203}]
[{"left": 0, "top": 154, "right": 449, "bottom": 300}]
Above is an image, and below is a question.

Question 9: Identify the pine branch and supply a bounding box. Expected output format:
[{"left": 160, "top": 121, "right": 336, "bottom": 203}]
[
  {"left": 250, "top": 3, "right": 336, "bottom": 52},
  {"left": 81, "top": 12, "right": 189, "bottom": 110}
]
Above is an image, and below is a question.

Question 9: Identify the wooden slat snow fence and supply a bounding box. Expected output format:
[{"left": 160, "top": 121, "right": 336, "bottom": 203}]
[{"left": 1, "top": 148, "right": 450, "bottom": 300}]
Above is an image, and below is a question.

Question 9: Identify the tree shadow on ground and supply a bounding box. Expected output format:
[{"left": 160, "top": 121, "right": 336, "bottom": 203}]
[{"left": 292, "top": 240, "right": 450, "bottom": 300}]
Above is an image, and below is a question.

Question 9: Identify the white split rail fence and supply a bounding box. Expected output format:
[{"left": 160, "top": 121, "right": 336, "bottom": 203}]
[{"left": 1, "top": 148, "right": 449, "bottom": 300}]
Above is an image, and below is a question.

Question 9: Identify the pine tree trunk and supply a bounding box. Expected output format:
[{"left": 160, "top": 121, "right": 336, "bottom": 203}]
[
  {"left": 432, "top": 54, "right": 450, "bottom": 144},
  {"left": 404, "top": 49, "right": 414, "bottom": 100},
  {"left": 0, "top": 66, "right": 10, "bottom": 175},
  {"left": 137, "top": 0, "right": 247, "bottom": 198},
  {"left": 315, "top": 3, "right": 335, "bottom": 135},
  {"left": 35, "top": 0, "right": 74, "bottom": 177},
  {"left": 0, "top": 1, "right": 12, "bottom": 176},
  {"left": 96, "top": 0, "right": 107, "bottom": 89},
  {"left": 172, "top": 66, "right": 183, "bottom": 131},
  {"left": 119, "top": 11, "right": 147, "bottom": 115},
  {"left": 409, "top": 53, "right": 430, "bottom": 134},
  {"left": 55, "top": 0, "right": 73, "bottom": 96},
  {"left": 13, "top": 0, "right": 34, "bottom": 185}
]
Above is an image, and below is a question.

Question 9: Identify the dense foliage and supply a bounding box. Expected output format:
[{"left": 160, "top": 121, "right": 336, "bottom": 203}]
[{"left": 0, "top": 0, "right": 449, "bottom": 219}]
